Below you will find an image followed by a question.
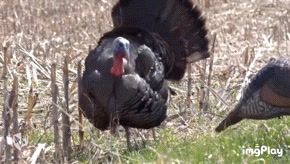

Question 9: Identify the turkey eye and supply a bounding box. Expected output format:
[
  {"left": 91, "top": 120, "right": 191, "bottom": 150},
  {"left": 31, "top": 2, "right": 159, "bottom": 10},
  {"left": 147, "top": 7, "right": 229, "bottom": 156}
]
[{"left": 125, "top": 43, "right": 129, "bottom": 49}]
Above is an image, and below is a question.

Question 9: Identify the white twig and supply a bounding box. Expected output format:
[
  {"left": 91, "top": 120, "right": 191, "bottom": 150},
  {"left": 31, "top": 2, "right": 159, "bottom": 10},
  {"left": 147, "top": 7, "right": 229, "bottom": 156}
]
[
  {"left": 236, "top": 48, "right": 264, "bottom": 101},
  {"left": 30, "top": 143, "right": 46, "bottom": 164}
]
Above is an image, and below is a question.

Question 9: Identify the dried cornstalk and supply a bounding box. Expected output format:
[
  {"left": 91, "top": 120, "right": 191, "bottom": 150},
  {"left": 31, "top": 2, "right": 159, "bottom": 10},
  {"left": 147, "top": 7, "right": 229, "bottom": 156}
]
[
  {"left": 62, "top": 56, "right": 71, "bottom": 158},
  {"left": 77, "top": 60, "right": 84, "bottom": 148},
  {"left": 2, "top": 43, "right": 11, "bottom": 163},
  {"left": 186, "top": 63, "right": 192, "bottom": 110},
  {"left": 11, "top": 72, "right": 19, "bottom": 161},
  {"left": 285, "top": 20, "right": 289, "bottom": 56},
  {"left": 199, "top": 60, "right": 207, "bottom": 110},
  {"left": 51, "top": 63, "right": 61, "bottom": 161},
  {"left": 203, "top": 33, "right": 217, "bottom": 111}
]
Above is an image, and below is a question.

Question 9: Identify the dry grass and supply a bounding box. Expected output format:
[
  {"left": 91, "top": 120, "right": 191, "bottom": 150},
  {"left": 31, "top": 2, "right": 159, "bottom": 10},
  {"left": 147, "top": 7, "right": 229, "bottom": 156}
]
[{"left": 0, "top": 0, "right": 290, "bottom": 163}]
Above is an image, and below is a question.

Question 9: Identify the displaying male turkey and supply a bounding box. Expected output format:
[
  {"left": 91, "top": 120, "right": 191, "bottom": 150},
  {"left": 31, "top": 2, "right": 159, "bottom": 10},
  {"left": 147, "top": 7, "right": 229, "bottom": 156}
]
[
  {"left": 215, "top": 57, "right": 290, "bottom": 133},
  {"left": 80, "top": 0, "right": 210, "bottom": 149}
]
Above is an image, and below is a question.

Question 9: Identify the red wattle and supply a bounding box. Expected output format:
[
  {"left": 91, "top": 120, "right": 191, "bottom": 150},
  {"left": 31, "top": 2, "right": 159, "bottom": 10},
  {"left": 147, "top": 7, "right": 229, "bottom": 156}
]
[{"left": 111, "top": 55, "right": 124, "bottom": 76}]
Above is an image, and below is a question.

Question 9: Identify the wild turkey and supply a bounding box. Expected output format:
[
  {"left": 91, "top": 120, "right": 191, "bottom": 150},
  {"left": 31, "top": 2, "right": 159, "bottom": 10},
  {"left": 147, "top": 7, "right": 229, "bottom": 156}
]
[
  {"left": 215, "top": 58, "right": 290, "bottom": 133},
  {"left": 80, "top": 0, "right": 210, "bottom": 149}
]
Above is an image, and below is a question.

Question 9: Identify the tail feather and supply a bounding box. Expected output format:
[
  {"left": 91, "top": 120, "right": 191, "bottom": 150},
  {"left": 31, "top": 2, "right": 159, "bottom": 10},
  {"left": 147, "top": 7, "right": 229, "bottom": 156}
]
[
  {"left": 111, "top": 3, "right": 121, "bottom": 27},
  {"left": 112, "top": 0, "right": 210, "bottom": 80}
]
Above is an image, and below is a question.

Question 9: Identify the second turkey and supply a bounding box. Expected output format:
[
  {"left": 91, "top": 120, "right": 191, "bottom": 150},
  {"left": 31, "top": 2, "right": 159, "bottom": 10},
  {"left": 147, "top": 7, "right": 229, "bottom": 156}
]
[{"left": 216, "top": 57, "right": 290, "bottom": 133}]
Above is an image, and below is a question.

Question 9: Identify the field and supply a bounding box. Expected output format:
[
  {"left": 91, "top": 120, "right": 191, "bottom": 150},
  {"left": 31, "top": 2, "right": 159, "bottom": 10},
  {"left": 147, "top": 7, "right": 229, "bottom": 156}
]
[{"left": 0, "top": 0, "right": 290, "bottom": 163}]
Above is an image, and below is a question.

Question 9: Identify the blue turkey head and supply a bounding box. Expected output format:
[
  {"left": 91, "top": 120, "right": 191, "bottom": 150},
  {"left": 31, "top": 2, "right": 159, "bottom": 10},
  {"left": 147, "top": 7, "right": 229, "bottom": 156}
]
[{"left": 111, "top": 37, "right": 130, "bottom": 76}]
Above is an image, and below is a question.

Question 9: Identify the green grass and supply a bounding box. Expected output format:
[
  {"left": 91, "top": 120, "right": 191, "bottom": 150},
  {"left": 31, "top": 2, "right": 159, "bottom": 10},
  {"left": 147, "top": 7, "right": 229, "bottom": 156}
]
[
  {"left": 29, "top": 130, "right": 55, "bottom": 146},
  {"left": 120, "top": 118, "right": 290, "bottom": 163},
  {"left": 26, "top": 117, "right": 290, "bottom": 163}
]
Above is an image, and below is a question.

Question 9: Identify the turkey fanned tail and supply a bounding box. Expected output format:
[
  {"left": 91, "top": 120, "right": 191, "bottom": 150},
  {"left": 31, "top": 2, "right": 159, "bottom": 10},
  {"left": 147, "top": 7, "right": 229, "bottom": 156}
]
[{"left": 112, "top": 0, "right": 210, "bottom": 80}]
